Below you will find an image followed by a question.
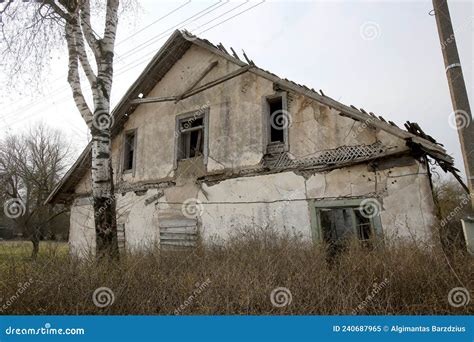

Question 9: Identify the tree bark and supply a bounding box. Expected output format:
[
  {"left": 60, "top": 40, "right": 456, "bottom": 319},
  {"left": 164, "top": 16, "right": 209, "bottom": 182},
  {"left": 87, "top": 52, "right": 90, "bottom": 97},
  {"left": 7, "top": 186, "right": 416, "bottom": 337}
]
[
  {"left": 31, "top": 227, "right": 40, "bottom": 260},
  {"left": 62, "top": 1, "right": 120, "bottom": 259}
]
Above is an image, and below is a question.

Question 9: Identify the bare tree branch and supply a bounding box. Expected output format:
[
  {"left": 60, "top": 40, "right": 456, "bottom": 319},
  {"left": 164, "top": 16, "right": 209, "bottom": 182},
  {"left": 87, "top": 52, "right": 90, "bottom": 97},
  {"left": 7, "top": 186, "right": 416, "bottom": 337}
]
[
  {"left": 65, "top": 21, "right": 93, "bottom": 127},
  {"left": 79, "top": 0, "right": 101, "bottom": 60}
]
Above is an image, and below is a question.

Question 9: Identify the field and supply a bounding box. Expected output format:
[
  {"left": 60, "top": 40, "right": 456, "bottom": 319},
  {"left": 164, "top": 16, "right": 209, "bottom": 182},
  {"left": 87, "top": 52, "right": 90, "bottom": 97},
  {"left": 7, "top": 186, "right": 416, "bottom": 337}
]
[
  {"left": 0, "top": 240, "right": 68, "bottom": 260},
  {"left": 0, "top": 231, "right": 472, "bottom": 315}
]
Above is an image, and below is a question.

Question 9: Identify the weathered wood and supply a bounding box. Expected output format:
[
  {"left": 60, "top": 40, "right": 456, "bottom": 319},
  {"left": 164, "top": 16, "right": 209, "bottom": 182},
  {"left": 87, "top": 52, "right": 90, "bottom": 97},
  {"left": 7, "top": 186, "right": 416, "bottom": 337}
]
[
  {"left": 230, "top": 47, "right": 240, "bottom": 60},
  {"left": 160, "top": 219, "right": 197, "bottom": 228},
  {"left": 160, "top": 227, "right": 198, "bottom": 234},
  {"left": 161, "top": 240, "right": 196, "bottom": 247},
  {"left": 129, "top": 95, "right": 177, "bottom": 105},
  {"left": 217, "top": 43, "right": 228, "bottom": 54},
  {"left": 160, "top": 234, "right": 197, "bottom": 241},
  {"left": 159, "top": 217, "right": 198, "bottom": 248},
  {"left": 180, "top": 65, "right": 252, "bottom": 100},
  {"left": 242, "top": 50, "right": 253, "bottom": 65},
  {"left": 130, "top": 65, "right": 252, "bottom": 105}
]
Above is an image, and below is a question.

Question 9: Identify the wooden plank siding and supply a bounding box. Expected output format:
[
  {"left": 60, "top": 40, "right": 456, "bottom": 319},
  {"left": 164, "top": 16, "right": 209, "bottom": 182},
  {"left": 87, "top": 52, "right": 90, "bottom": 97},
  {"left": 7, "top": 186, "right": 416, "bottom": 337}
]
[{"left": 159, "top": 218, "right": 198, "bottom": 250}]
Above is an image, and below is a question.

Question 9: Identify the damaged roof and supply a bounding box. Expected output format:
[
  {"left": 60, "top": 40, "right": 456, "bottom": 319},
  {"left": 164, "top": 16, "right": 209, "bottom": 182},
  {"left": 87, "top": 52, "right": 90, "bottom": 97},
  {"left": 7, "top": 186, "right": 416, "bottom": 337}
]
[{"left": 46, "top": 29, "right": 461, "bottom": 204}]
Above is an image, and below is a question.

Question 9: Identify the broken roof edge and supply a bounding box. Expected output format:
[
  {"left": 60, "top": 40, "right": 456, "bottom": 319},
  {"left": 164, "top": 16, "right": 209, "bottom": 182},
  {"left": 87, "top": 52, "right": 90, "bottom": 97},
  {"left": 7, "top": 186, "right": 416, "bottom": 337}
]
[{"left": 45, "top": 29, "right": 458, "bottom": 204}]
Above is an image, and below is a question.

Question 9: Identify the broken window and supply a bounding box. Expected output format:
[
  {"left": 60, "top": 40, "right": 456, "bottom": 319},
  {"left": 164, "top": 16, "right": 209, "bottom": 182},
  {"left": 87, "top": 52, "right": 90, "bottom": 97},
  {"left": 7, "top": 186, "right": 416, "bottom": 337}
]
[
  {"left": 123, "top": 130, "right": 136, "bottom": 172},
  {"left": 320, "top": 208, "right": 355, "bottom": 243},
  {"left": 313, "top": 199, "right": 382, "bottom": 250},
  {"left": 176, "top": 109, "right": 208, "bottom": 162}
]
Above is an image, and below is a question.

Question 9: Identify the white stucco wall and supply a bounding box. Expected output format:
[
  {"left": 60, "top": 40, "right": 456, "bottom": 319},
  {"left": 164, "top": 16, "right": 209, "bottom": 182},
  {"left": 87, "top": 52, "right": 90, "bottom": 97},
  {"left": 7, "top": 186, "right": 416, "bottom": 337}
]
[{"left": 69, "top": 198, "right": 96, "bottom": 258}]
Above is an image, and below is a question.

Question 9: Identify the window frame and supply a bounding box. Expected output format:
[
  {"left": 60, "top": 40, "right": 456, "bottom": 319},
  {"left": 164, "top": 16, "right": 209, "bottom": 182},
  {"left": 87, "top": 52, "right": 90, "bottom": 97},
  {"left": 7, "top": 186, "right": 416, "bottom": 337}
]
[
  {"left": 122, "top": 128, "right": 137, "bottom": 175},
  {"left": 174, "top": 107, "right": 209, "bottom": 168},
  {"left": 309, "top": 198, "right": 383, "bottom": 244},
  {"left": 262, "top": 91, "right": 289, "bottom": 152}
]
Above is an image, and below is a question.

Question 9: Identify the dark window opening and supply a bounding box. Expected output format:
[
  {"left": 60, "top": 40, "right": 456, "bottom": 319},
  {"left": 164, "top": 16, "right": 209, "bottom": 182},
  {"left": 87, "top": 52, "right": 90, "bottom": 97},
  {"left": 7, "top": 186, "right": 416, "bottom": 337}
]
[
  {"left": 320, "top": 208, "right": 355, "bottom": 244},
  {"left": 123, "top": 132, "right": 135, "bottom": 171},
  {"left": 268, "top": 96, "right": 285, "bottom": 143},
  {"left": 319, "top": 207, "right": 374, "bottom": 250},
  {"left": 178, "top": 116, "right": 204, "bottom": 160}
]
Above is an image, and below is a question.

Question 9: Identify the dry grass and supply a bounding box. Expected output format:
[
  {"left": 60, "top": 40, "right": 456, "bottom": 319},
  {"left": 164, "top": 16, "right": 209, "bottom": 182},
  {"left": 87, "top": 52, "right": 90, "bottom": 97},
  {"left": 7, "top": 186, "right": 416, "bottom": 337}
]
[{"left": 0, "top": 229, "right": 472, "bottom": 315}]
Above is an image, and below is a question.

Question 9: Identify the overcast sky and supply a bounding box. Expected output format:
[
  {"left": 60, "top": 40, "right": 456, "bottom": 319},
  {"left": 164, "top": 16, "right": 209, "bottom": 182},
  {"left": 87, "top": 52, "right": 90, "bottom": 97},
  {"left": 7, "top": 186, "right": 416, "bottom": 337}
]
[{"left": 1, "top": 0, "right": 472, "bottom": 180}]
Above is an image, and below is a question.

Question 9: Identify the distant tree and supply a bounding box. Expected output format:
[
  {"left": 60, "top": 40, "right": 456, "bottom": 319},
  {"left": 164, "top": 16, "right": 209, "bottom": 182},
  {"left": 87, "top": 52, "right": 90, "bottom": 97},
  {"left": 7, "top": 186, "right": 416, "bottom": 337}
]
[
  {"left": 0, "top": 124, "right": 71, "bottom": 258},
  {"left": 432, "top": 176, "right": 470, "bottom": 252}
]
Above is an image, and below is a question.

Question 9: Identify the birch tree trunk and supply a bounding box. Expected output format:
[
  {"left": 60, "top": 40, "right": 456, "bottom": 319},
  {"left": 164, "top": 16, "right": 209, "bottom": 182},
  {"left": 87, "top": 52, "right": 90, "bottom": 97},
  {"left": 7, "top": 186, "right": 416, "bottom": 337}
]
[
  {"left": 63, "top": 0, "right": 120, "bottom": 259},
  {"left": 1, "top": 0, "right": 123, "bottom": 258}
]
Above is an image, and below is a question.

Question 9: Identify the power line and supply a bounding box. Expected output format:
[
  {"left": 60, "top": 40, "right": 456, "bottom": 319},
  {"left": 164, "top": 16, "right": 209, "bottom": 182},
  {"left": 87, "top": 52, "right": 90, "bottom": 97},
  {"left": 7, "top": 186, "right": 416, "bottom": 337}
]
[
  {"left": 116, "top": 0, "right": 192, "bottom": 46},
  {"left": 2, "top": 1, "right": 225, "bottom": 122},
  {"left": 2, "top": 1, "right": 223, "bottom": 122},
  {"left": 197, "top": 0, "right": 265, "bottom": 35},
  {"left": 118, "top": 1, "right": 228, "bottom": 60},
  {"left": 2, "top": 1, "right": 196, "bottom": 118},
  {"left": 3, "top": 1, "right": 266, "bottom": 129}
]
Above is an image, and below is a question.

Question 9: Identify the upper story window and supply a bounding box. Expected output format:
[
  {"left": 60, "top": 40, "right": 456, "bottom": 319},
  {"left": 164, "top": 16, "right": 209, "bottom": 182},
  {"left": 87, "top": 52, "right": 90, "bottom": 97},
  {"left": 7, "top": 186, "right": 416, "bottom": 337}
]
[
  {"left": 265, "top": 92, "right": 289, "bottom": 152},
  {"left": 175, "top": 108, "right": 209, "bottom": 164},
  {"left": 179, "top": 116, "right": 204, "bottom": 160},
  {"left": 123, "top": 130, "right": 136, "bottom": 173},
  {"left": 268, "top": 96, "right": 285, "bottom": 143}
]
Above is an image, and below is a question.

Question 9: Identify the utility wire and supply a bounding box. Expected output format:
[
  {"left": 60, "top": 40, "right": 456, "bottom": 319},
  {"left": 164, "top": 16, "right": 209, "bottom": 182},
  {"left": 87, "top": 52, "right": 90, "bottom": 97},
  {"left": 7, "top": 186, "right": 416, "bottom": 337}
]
[
  {"left": 3, "top": 1, "right": 265, "bottom": 128},
  {"left": 2, "top": 0, "right": 196, "bottom": 118}
]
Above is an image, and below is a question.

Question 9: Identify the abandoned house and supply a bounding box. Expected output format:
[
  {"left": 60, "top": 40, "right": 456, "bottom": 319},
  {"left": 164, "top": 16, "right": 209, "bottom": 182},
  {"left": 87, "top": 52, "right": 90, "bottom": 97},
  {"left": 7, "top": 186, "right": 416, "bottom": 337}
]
[{"left": 46, "top": 30, "right": 462, "bottom": 257}]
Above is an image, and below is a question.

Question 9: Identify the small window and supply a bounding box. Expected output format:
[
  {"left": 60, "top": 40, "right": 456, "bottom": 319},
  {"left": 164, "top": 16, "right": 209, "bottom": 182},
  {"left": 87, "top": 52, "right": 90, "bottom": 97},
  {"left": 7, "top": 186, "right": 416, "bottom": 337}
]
[
  {"left": 177, "top": 112, "right": 207, "bottom": 161},
  {"left": 123, "top": 131, "right": 136, "bottom": 172},
  {"left": 268, "top": 96, "right": 285, "bottom": 143}
]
